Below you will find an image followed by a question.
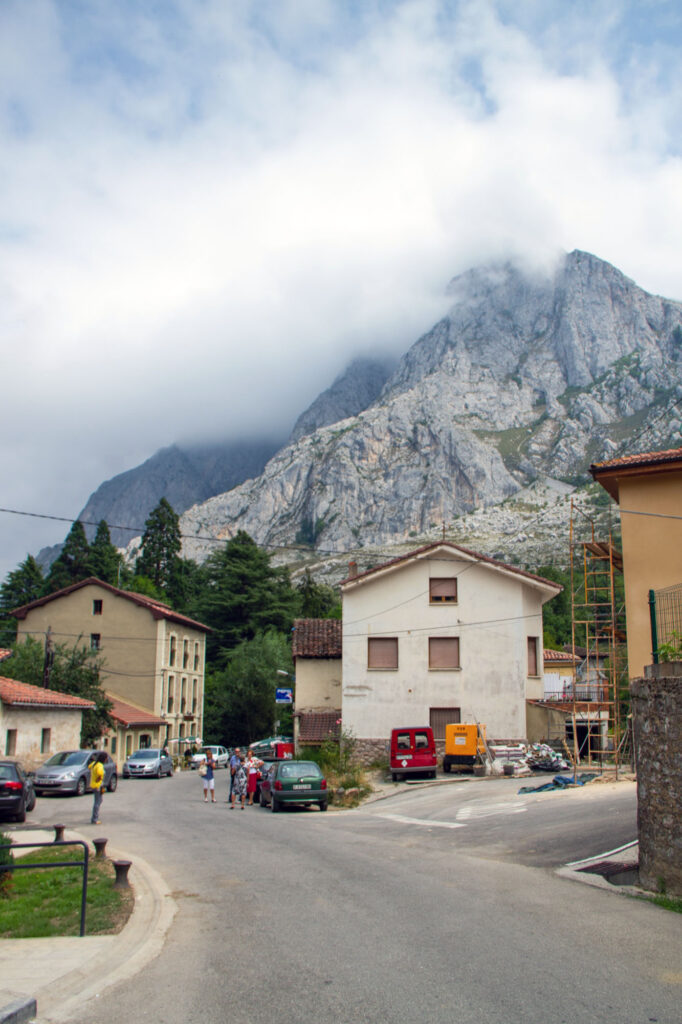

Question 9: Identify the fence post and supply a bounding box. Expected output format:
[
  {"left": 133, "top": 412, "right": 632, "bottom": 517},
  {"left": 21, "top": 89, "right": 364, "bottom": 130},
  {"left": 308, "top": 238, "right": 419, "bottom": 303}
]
[{"left": 649, "top": 589, "right": 658, "bottom": 664}]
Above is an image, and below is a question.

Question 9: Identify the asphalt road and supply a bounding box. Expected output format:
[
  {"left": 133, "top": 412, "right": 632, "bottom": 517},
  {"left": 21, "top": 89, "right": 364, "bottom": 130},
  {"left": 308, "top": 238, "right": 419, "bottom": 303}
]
[{"left": 31, "top": 769, "right": 681, "bottom": 1024}]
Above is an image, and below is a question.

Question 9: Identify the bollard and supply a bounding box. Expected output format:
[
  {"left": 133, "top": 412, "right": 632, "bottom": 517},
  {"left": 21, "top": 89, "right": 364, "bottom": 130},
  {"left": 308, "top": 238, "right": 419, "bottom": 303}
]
[
  {"left": 53, "top": 824, "right": 66, "bottom": 842},
  {"left": 93, "top": 837, "right": 108, "bottom": 858},
  {"left": 112, "top": 859, "right": 132, "bottom": 888}
]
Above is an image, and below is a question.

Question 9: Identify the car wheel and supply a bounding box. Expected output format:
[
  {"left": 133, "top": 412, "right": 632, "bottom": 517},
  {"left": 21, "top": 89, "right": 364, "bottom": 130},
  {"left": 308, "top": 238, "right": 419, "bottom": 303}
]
[
  {"left": 391, "top": 773, "right": 398, "bottom": 782},
  {"left": 430, "top": 770, "right": 437, "bottom": 780},
  {"left": 319, "top": 800, "right": 328, "bottom": 812},
  {"left": 443, "top": 763, "right": 451, "bottom": 774},
  {"left": 270, "top": 797, "right": 279, "bottom": 813},
  {"left": 108, "top": 774, "right": 118, "bottom": 793},
  {"left": 259, "top": 790, "right": 266, "bottom": 807},
  {"left": 27, "top": 792, "right": 36, "bottom": 812},
  {"left": 15, "top": 803, "right": 26, "bottom": 822},
  {"left": 76, "top": 776, "right": 87, "bottom": 797}
]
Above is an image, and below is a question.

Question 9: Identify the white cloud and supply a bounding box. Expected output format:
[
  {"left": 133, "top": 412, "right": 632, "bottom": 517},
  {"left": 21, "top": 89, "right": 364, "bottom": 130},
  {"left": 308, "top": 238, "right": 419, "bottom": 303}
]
[{"left": 1, "top": 0, "right": 682, "bottom": 577}]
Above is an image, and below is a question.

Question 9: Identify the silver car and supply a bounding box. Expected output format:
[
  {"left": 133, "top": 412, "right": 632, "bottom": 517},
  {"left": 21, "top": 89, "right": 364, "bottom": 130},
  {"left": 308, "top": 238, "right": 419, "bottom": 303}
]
[
  {"left": 123, "top": 748, "right": 173, "bottom": 779},
  {"left": 33, "top": 750, "right": 118, "bottom": 797}
]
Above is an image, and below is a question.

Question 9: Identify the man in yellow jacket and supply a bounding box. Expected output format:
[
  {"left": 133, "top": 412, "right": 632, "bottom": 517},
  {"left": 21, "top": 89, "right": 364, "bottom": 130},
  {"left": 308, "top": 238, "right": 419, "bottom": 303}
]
[{"left": 89, "top": 753, "right": 106, "bottom": 825}]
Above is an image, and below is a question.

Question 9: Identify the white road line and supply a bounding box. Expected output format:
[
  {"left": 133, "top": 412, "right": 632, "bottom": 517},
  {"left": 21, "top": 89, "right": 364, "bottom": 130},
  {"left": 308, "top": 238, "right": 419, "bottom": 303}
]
[
  {"left": 379, "top": 813, "right": 466, "bottom": 829},
  {"left": 456, "top": 801, "right": 527, "bottom": 821}
]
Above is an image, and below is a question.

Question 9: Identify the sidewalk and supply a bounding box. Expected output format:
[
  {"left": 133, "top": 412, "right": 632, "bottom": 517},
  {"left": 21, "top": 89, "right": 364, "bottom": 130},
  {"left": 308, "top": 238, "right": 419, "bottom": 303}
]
[{"left": 0, "top": 828, "right": 176, "bottom": 1024}]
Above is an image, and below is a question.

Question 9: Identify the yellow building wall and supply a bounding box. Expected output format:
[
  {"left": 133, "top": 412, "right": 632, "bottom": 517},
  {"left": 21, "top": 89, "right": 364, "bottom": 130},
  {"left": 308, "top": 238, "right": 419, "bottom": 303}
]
[
  {"left": 618, "top": 471, "right": 682, "bottom": 678},
  {"left": 18, "top": 583, "right": 206, "bottom": 747},
  {"left": 295, "top": 659, "right": 342, "bottom": 711}
]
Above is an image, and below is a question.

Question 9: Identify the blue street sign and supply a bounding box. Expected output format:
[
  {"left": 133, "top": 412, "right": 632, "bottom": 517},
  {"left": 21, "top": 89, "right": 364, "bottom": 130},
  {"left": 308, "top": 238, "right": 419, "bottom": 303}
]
[{"left": 275, "top": 687, "right": 293, "bottom": 704}]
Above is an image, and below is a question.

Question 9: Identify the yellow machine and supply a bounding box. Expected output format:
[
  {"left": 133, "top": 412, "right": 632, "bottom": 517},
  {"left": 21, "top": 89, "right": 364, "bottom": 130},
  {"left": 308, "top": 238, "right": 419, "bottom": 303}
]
[{"left": 442, "top": 723, "right": 486, "bottom": 772}]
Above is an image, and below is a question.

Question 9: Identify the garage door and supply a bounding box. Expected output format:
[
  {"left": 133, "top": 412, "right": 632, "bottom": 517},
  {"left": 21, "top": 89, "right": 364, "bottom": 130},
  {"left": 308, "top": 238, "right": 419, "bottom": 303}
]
[{"left": 429, "top": 707, "right": 461, "bottom": 740}]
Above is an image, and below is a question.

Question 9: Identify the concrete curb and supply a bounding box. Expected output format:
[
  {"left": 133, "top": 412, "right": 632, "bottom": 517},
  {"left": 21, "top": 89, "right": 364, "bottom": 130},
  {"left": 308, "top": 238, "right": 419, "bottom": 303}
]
[
  {"left": 0, "top": 997, "right": 37, "bottom": 1024},
  {"left": 555, "top": 840, "right": 642, "bottom": 896},
  {"left": 0, "top": 830, "right": 177, "bottom": 1024}
]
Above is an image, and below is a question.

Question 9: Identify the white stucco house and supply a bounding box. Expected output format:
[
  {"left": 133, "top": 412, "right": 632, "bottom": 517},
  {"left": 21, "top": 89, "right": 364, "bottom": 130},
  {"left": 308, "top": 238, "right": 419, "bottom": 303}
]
[
  {"left": 1, "top": 676, "right": 95, "bottom": 771},
  {"left": 340, "top": 542, "right": 562, "bottom": 757}
]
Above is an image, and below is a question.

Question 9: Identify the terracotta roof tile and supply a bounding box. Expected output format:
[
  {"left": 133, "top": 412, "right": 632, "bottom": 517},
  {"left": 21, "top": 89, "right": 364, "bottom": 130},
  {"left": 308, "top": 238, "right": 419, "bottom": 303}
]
[
  {"left": 0, "top": 676, "right": 95, "bottom": 709},
  {"left": 591, "top": 446, "right": 682, "bottom": 472},
  {"left": 292, "top": 619, "right": 342, "bottom": 659},
  {"left": 11, "top": 577, "right": 211, "bottom": 633},
  {"left": 108, "top": 698, "right": 166, "bottom": 728},
  {"left": 297, "top": 712, "right": 342, "bottom": 744},
  {"left": 543, "top": 649, "right": 579, "bottom": 664},
  {"left": 339, "top": 541, "right": 562, "bottom": 592}
]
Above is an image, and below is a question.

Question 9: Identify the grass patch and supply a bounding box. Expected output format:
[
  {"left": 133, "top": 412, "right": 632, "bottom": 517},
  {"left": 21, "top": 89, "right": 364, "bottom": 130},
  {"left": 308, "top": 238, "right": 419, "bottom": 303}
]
[
  {"left": 638, "top": 893, "right": 682, "bottom": 914},
  {"left": 0, "top": 844, "right": 134, "bottom": 938}
]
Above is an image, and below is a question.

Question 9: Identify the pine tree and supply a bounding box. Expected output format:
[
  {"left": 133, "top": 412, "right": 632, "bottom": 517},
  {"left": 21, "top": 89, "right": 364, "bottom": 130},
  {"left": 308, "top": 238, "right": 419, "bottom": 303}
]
[
  {"left": 44, "top": 521, "right": 91, "bottom": 594},
  {"left": 197, "top": 530, "right": 299, "bottom": 664},
  {"left": 136, "top": 498, "right": 181, "bottom": 591},
  {"left": 0, "top": 554, "right": 45, "bottom": 645},
  {"left": 89, "top": 520, "right": 123, "bottom": 585}
]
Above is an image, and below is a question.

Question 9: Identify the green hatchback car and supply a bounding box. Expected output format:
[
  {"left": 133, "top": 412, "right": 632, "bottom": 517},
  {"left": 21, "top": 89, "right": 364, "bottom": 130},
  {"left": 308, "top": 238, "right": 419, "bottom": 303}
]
[{"left": 259, "top": 760, "right": 328, "bottom": 813}]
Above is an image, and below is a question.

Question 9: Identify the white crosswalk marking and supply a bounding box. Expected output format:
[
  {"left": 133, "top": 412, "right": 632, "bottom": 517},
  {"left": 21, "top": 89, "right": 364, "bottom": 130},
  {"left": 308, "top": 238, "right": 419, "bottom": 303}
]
[
  {"left": 456, "top": 801, "right": 527, "bottom": 821},
  {"left": 379, "top": 813, "right": 466, "bottom": 829}
]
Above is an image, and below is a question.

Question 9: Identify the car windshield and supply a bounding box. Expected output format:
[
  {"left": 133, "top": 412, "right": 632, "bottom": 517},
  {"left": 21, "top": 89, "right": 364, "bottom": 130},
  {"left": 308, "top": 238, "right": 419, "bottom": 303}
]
[
  {"left": 279, "top": 762, "right": 322, "bottom": 779},
  {"left": 131, "top": 750, "right": 159, "bottom": 759},
  {"left": 43, "top": 751, "right": 89, "bottom": 767},
  {"left": 0, "top": 764, "right": 18, "bottom": 780}
]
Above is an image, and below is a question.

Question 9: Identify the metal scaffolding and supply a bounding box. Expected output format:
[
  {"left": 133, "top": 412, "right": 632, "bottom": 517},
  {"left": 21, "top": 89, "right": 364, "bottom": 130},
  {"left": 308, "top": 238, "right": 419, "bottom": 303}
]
[{"left": 568, "top": 499, "right": 628, "bottom": 777}]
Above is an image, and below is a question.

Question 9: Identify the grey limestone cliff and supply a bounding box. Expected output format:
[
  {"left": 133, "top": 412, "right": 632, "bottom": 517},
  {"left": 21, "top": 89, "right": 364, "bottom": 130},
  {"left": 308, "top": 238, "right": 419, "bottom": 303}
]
[{"left": 180, "top": 250, "right": 682, "bottom": 561}]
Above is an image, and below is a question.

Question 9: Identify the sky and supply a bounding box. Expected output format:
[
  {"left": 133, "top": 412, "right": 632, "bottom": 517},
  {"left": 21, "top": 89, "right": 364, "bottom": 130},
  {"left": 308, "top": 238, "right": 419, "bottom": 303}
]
[{"left": 1, "top": 0, "right": 682, "bottom": 580}]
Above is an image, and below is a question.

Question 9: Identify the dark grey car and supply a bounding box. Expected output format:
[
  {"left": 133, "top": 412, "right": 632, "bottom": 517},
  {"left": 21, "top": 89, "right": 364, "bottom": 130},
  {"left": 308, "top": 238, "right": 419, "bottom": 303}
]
[
  {"left": 0, "top": 760, "right": 36, "bottom": 821},
  {"left": 123, "top": 748, "right": 173, "bottom": 779},
  {"left": 33, "top": 750, "right": 117, "bottom": 797}
]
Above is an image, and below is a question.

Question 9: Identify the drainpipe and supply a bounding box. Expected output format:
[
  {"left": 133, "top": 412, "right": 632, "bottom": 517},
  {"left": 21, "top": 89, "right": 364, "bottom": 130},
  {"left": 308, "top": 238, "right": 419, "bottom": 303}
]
[{"left": 648, "top": 589, "right": 658, "bottom": 664}]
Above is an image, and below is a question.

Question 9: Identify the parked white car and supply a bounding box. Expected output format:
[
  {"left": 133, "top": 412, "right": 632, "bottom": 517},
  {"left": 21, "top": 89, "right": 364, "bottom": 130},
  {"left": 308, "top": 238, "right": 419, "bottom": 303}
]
[{"left": 191, "top": 745, "right": 230, "bottom": 769}]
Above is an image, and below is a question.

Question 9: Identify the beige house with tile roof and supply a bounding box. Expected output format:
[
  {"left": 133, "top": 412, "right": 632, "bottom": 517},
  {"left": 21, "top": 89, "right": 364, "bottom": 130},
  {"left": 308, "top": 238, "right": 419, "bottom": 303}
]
[
  {"left": 591, "top": 446, "right": 682, "bottom": 678},
  {"left": 0, "top": 676, "right": 94, "bottom": 771},
  {"left": 291, "top": 618, "right": 342, "bottom": 748},
  {"left": 12, "top": 578, "right": 210, "bottom": 764},
  {"left": 340, "top": 542, "right": 561, "bottom": 756}
]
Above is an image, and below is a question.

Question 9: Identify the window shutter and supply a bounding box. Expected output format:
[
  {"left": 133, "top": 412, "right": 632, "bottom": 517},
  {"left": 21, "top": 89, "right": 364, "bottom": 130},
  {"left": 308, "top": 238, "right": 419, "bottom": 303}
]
[
  {"left": 428, "top": 637, "right": 460, "bottom": 668},
  {"left": 368, "top": 637, "right": 398, "bottom": 669},
  {"left": 430, "top": 577, "right": 458, "bottom": 602},
  {"left": 527, "top": 636, "right": 538, "bottom": 676}
]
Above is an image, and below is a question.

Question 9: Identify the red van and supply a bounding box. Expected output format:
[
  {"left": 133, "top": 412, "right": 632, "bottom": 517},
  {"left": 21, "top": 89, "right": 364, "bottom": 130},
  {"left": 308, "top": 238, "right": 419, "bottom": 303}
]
[{"left": 390, "top": 727, "right": 438, "bottom": 781}]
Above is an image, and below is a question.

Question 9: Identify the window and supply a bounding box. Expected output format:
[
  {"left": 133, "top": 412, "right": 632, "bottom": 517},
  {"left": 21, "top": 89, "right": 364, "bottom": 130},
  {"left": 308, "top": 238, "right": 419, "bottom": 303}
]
[
  {"left": 167, "top": 676, "right": 174, "bottom": 714},
  {"left": 93, "top": 599, "right": 103, "bottom": 615},
  {"left": 41, "top": 728, "right": 51, "bottom": 754},
  {"left": 527, "top": 636, "right": 539, "bottom": 676},
  {"left": 5, "top": 729, "right": 17, "bottom": 756},
  {"left": 368, "top": 637, "right": 398, "bottom": 670},
  {"left": 181, "top": 677, "right": 187, "bottom": 713},
  {"left": 429, "top": 577, "right": 457, "bottom": 603},
  {"left": 140, "top": 734, "right": 151, "bottom": 749},
  {"left": 126, "top": 734, "right": 132, "bottom": 756},
  {"left": 429, "top": 707, "right": 460, "bottom": 739},
  {"left": 111, "top": 736, "right": 117, "bottom": 754},
  {"left": 429, "top": 636, "right": 460, "bottom": 669},
  {"left": 194, "top": 642, "right": 200, "bottom": 670},
  {"left": 192, "top": 679, "right": 197, "bottom": 714},
  {"left": 169, "top": 635, "right": 177, "bottom": 667},
  {"left": 183, "top": 639, "right": 189, "bottom": 668},
  {"left": 90, "top": 633, "right": 101, "bottom": 651}
]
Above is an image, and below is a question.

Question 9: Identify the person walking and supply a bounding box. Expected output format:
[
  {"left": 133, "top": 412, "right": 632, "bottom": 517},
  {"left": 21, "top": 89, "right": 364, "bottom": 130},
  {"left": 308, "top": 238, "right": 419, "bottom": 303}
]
[
  {"left": 201, "top": 749, "right": 216, "bottom": 803},
  {"left": 89, "top": 752, "right": 106, "bottom": 824},
  {"left": 230, "top": 755, "right": 247, "bottom": 810},
  {"left": 229, "top": 747, "right": 241, "bottom": 801},
  {"left": 244, "top": 752, "right": 262, "bottom": 806}
]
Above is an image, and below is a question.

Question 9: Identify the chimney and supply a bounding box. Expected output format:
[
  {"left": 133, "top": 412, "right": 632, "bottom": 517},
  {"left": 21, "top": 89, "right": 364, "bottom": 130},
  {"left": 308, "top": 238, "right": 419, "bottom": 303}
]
[{"left": 347, "top": 560, "right": 358, "bottom": 579}]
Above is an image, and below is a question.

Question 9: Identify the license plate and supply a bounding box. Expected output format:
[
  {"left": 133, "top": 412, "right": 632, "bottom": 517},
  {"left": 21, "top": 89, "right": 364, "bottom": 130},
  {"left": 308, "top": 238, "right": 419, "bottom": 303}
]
[{"left": 293, "top": 784, "right": 311, "bottom": 790}]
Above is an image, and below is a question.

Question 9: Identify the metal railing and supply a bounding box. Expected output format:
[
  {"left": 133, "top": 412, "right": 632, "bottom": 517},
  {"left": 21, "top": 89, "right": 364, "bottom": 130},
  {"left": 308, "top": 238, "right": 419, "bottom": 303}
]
[
  {"left": 0, "top": 839, "right": 90, "bottom": 936},
  {"left": 649, "top": 582, "right": 682, "bottom": 662}
]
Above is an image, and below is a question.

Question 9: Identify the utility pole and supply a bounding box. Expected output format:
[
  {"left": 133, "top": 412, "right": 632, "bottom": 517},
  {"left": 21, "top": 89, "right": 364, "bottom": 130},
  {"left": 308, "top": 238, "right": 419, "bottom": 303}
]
[{"left": 42, "top": 626, "right": 55, "bottom": 688}]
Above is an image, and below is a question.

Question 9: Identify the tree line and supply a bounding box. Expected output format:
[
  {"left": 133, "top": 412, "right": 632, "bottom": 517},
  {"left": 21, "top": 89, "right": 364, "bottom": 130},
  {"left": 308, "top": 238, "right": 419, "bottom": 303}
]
[{"left": 0, "top": 499, "right": 341, "bottom": 747}]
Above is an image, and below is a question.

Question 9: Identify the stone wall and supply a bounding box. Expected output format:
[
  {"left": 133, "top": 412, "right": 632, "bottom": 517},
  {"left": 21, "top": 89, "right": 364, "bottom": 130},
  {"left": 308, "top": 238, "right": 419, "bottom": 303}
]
[{"left": 631, "top": 670, "right": 682, "bottom": 897}]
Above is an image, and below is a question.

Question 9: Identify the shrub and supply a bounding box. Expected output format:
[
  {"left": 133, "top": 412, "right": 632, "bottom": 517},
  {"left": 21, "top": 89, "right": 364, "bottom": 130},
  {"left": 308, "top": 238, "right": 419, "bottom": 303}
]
[{"left": 0, "top": 831, "right": 13, "bottom": 899}]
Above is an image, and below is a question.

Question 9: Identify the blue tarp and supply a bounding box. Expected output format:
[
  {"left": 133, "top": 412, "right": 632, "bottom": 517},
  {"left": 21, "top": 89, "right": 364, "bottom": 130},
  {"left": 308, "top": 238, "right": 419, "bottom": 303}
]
[{"left": 518, "top": 773, "right": 600, "bottom": 794}]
